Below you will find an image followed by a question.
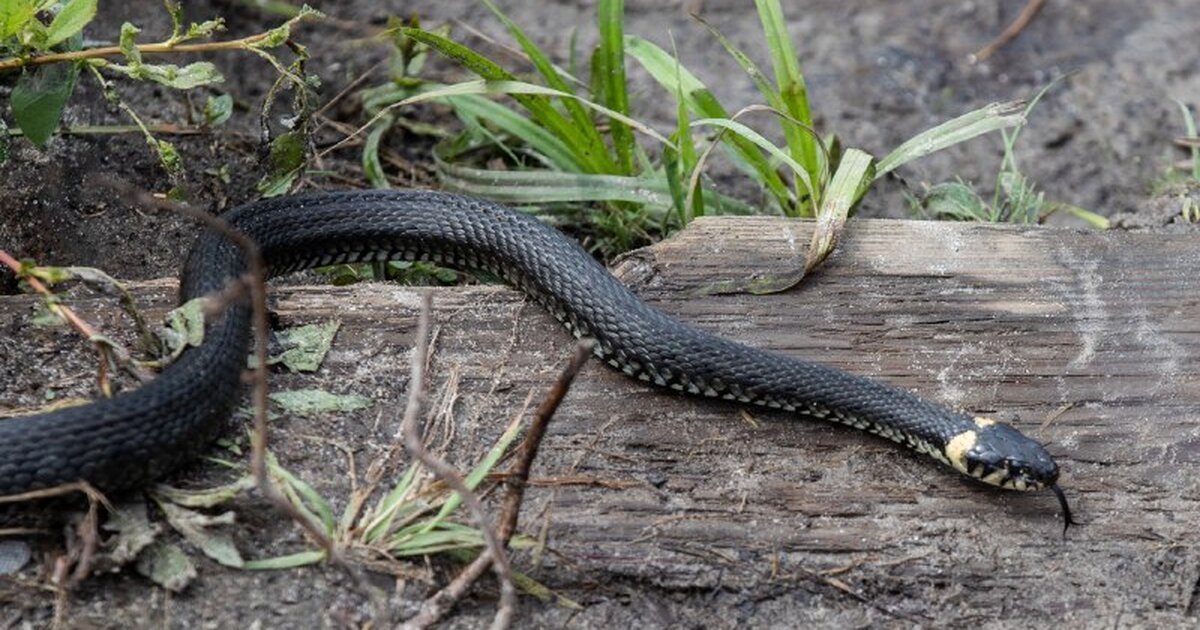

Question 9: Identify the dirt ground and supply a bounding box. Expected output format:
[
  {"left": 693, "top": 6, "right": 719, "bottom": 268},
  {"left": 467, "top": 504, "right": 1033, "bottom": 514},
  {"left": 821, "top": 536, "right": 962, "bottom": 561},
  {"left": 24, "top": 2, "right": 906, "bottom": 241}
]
[{"left": 2, "top": 0, "right": 1199, "bottom": 628}]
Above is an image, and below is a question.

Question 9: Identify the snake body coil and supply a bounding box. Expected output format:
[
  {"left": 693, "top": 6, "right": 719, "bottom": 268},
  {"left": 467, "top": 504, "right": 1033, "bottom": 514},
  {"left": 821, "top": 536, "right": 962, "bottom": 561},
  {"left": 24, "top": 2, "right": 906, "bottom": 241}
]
[{"left": 0, "top": 191, "right": 1068, "bottom": 522}]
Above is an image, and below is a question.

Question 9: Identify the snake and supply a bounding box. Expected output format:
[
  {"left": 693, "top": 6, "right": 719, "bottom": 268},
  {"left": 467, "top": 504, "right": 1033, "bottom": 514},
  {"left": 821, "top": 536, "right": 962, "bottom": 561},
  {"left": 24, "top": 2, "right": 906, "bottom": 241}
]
[{"left": 0, "top": 190, "right": 1071, "bottom": 528}]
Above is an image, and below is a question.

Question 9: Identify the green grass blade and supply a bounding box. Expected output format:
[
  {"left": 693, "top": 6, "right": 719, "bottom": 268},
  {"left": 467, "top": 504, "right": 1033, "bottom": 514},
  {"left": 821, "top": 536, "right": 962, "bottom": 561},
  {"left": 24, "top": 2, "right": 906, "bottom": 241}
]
[
  {"left": 596, "top": 0, "right": 634, "bottom": 174},
  {"left": 753, "top": 0, "right": 819, "bottom": 186},
  {"left": 444, "top": 548, "right": 583, "bottom": 608},
  {"left": 661, "top": 33, "right": 697, "bottom": 225},
  {"left": 694, "top": 15, "right": 782, "bottom": 109},
  {"left": 400, "top": 26, "right": 617, "bottom": 174},
  {"left": 242, "top": 550, "right": 328, "bottom": 570},
  {"left": 477, "top": 0, "right": 611, "bottom": 168},
  {"left": 396, "top": 79, "right": 673, "bottom": 148},
  {"left": 445, "top": 94, "right": 581, "bottom": 171},
  {"left": 359, "top": 463, "right": 424, "bottom": 543},
  {"left": 625, "top": 35, "right": 791, "bottom": 208},
  {"left": 1001, "top": 76, "right": 1067, "bottom": 173},
  {"left": 806, "top": 148, "right": 873, "bottom": 274},
  {"left": 876, "top": 100, "right": 1027, "bottom": 177},
  {"left": 624, "top": 36, "right": 717, "bottom": 115},
  {"left": 1059, "top": 204, "right": 1112, "bottom": 229},
  {"left": 439, "top": 159, "right": 758, "bottom": 224},
  {"left": 267, "top": 456, "right": 337, "bottom": 535},
  {"left": 422, "top": 412, "right": 525, "bottom": 532},
  {"left": 392, "top": 526, "right": 486, "bottom": 556},
  {"left": 697, "top": 10, "right": 816, "bottom": 207},
  {"left": 362, "top": 114, "right": 393, "bottom": 188},
  {"left": 438, "top": 159, "right": 676, "bottom": 206},
  {"left": 690, "top": 117, "right": 817, "bottom": 206}
]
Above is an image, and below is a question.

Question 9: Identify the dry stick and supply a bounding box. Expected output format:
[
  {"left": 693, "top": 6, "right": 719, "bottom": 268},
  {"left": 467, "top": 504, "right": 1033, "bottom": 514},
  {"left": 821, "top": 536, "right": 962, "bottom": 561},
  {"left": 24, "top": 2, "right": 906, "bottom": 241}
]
[
  {"left": 0, "top": 480, "right": 110, "bottom": 588},
  {"left": 406, "top": 339, "right": 596, "bottom": 630},
  {"left": 68, "top": 500, "right": 102, "bottom": 586},
  {"left": 92, "top": 178, "right": 340, "bottom": 557},
  {"left": 107, "top": 183, "right": 393, "bottom": 618},
  {"left": 496, "top": 339, "right": 595, "bottom": 543},
  {"left": 0, "top": 30, "right": 283, "bottom": 71},
  {"left": 312, "top": 59, "right": 386, "bottom": 123},
  {"left": 972, "top": 0, "right": 1047, "bottom": 63},
  {"left": 0, "top": 250, "right": 154, "bottom": 390},
  {"left": 399, "top": 294, "right": 516, "bottom": 630}
]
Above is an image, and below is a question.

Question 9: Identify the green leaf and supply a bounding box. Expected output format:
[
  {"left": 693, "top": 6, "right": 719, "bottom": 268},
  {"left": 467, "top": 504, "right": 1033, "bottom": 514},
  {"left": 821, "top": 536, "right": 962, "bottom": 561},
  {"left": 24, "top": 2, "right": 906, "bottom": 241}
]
[
  {"left": 118, "top": 21, "right": 140, "bottom": 62},
  {"left": 11, "top": 61, "right": 79, "bottom": 147},
  {"left": 693, "top": 15, "right": 781, "bottom": 114},
  {"left": 105, "top": 60, "right": 225, "bottom": 89},
  {"left": 359, "top": 464, "right": 422, "bottom": 544},
  {"left": 444, "top": 94, "right": 580, "bottom": 172},
  {"left": 1061, "top": 205, "right": 1110, "bottom": 229},
  {"left": 269, "top": 388, "right": 372, "bottom": 417},
  {"left": 435, "top": 155, "right": 754, "bottom": 216},
  {"left": 267, "top": 455, "right": 336, "bottom": 534},
  {"left": 135, "top": 542, "right": 197, "bottom": 592},
  {"left": 203, "top": 93, "right": 233, "bottom": 126},
  {"left": 155, "top": 501, "right": 244, "bottom": 568},
  {"left": 0, "top": 0, "right": 36, "bottom": 39},
  {"left": 103, "top": 502, "right": 161, "bottom": 565},
  {"left": 183, "top": 18, "right": 223, "bottom": 41},
  {"left": 153, "top": 138, "right": 181, "bottom": 174},
  {"left": 242, "top": 550, "right": 327, "bottom": 570},
  {"left": 272, "top": 321, "right": 341, "bottom": 372},
  {"left": 248, "top": 5, "right": 323, "bottom": 50},
  {"left": 153, "top": 477, "right": 256, "bottom": 509},
  {"left": 164, "top": 0, "right": 184, "bottom": 38},
  {"left": 921, "top": 181, "right": 988, "bottom": 221},
  {"left": 391, "top": 528, "right": 485, "bottom": 556},
  {"left": 256, "top": 129, "right": 307, "bottom": 197},
  {"left": 166, "top": 297, "right": 207, "bottom": 348},
  {"left": 45, "top": 0, "right": 96, "bottom": 47}
]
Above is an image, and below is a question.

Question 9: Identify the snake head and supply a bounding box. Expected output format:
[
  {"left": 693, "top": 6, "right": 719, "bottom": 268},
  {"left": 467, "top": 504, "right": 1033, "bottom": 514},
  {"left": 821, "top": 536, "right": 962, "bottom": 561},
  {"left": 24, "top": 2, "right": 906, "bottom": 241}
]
[{"left": 944, "top": 416, "right": 1059, "bottom": 491}]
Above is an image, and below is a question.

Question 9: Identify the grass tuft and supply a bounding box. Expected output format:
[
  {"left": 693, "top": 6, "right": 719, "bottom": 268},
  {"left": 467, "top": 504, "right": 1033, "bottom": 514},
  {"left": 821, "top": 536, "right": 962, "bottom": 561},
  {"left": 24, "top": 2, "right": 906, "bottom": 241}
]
[{"left": 367, "top": 0, "right": 1042, "bottom": 262}]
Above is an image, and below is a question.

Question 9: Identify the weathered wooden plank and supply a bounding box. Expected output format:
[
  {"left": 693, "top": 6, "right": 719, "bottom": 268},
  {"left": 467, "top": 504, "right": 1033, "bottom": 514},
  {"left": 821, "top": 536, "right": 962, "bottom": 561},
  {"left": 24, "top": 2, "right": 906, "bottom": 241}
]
[{"left": 1, "top": 218, "right": 1198, "bottom": 626}]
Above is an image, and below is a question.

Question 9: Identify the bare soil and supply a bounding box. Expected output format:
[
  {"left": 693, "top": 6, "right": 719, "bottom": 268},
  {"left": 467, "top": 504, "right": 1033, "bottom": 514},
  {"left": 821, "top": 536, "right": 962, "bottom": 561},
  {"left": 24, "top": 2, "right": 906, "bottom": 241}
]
[{"left": 1, "top": 1, "right": 1198, "bottom": 628}]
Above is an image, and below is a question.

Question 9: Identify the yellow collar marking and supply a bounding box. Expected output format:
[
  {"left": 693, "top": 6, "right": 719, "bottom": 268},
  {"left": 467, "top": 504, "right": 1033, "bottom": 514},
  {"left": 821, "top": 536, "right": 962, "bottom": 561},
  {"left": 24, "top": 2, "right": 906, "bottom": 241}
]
[{"left": 944, "top": 430, "right": 978, "bottom": 475}]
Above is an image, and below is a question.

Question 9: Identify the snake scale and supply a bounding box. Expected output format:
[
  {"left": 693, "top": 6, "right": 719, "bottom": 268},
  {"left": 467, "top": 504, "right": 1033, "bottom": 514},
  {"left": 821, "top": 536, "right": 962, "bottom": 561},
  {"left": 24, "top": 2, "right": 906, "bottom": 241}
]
[{"left": 0, "top": 190, "right": 1071, "bottom": 527}]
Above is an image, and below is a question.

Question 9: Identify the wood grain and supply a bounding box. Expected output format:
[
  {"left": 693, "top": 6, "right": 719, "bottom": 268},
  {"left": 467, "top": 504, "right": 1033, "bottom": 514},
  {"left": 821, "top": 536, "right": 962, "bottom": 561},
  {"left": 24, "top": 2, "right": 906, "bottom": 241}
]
[{"left": 2, "top": 217, "right": 1198, "bottom": 626}]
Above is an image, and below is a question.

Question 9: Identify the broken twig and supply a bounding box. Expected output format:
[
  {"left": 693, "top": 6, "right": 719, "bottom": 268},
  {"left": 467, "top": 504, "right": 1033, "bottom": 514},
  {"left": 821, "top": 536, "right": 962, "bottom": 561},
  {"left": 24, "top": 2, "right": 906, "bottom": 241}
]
[
  {"left": 972, "top": 0, "right": 1046, "bottom": 63},
  {"left": 399, "top": 294, "right": 516, "bottom": 630},
  {"left": 497, "top": 339, "right": 595, "bottom": 543}
]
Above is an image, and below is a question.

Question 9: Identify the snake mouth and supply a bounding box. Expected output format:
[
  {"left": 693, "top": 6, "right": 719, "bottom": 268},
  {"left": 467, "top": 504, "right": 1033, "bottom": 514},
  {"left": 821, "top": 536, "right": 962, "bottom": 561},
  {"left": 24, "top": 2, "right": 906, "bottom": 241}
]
[
  {"left": 963, "top": 461, "right": 1074, "bottom": 535},
  {"left": 961, "top": 460, "right": 1045, "bottom": 491}
]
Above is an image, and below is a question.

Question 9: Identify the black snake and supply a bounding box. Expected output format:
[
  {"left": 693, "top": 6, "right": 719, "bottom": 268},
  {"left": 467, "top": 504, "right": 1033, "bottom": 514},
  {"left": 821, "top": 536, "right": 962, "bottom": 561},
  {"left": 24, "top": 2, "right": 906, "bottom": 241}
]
[{"left": 0, "top": 191, "right": 1071, "bottom": 527}]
